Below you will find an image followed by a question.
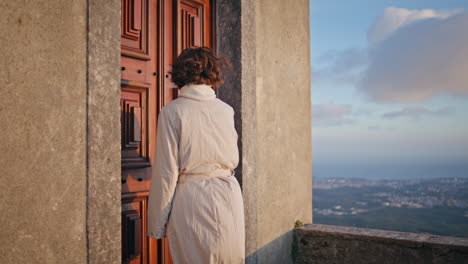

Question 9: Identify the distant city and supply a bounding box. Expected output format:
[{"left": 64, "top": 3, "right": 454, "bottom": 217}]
[{"left": 313, "top": 177, "right": 468, "bottom": 238}]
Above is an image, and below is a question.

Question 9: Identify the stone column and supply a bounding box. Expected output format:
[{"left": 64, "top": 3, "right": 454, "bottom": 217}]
[
  {"left": 217, "top": 0, "right": 312, "bottom": 263},
  {"left": 0, "top": 0, "right": 122, "bottom": 263},
  {"left": 0, "top": 0, "right": 88, "bottom": 263},
  {"left": 86, "top": 0, "right": 121, "bottom": 263}
]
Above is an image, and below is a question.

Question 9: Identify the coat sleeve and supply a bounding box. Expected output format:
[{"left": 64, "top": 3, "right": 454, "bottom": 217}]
[{"left": 147, "top": 108, "right": 180, "bottom": 239}]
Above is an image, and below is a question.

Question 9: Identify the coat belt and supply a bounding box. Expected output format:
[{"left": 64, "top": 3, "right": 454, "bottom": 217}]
[{"left": 178, "top": 168, "right": 235, "bottom": 183}]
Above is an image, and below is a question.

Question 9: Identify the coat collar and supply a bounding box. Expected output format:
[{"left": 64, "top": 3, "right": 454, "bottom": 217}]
[{"left": 179, "top": 83, "right": 216, "bottom": 101}]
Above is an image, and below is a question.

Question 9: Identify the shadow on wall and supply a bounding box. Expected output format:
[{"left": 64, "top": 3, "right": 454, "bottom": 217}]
[{"left": 246, "top": 229, "right": 297, "bottom": 264}]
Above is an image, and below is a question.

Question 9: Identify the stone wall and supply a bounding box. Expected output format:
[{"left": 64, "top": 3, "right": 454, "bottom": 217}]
[
  {"left": 0, "top": 0, "right": 121, "bottom": 263},
  {"left": 294, "top": 224, "right": 468, "bottom": 264},
  {"left": 0, "top": 0, "right": 88, "bottom": 263},
  {"left": 216, "top": 0, "right": 243, "bottom": 186},
  {"left": 86, "top": 0, "right": 121, "bottom": 263},
  {"left": 217, "top": 0, "right": 312, "bottom": 263}
]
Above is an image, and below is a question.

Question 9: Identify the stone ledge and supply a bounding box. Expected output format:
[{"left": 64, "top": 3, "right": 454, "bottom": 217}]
[{"left": 293, "top": 224, "right": 468, "bottom": 264}]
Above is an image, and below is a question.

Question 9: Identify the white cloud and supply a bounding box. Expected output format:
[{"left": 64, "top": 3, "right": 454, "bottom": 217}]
[
  {"left": 359, "top": 8, "right": 468, "bottom": 103},
  {"left": 368, "top": 7, "right": 463, "bottom": 44},
  {"left": 382, "top": 106, "right": 455, "bottom": 120},
  {"left": 313, "top": 103, "right": 354, "bottom": 126}
]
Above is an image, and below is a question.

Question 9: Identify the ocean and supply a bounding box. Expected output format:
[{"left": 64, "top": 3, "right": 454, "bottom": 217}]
[{"left": 313, "top": 159, "right": 468, "bottom": 179}]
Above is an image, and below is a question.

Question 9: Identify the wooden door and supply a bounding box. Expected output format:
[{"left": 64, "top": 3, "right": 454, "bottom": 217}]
[{"left": 121, "top": 0, "right": 214, "bottom": 263}]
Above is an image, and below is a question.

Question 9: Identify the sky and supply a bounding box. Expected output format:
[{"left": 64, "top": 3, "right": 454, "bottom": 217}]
[{"left": 310, "top": 0, "right": 468, "bottom": 179}]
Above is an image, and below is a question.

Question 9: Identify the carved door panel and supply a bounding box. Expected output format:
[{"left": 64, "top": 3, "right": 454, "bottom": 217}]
[
  {"left": 175, "top": 0, "right": 212, "bottom": 54},
  {"left": 121, "top": 0, "right": 163, "bottom": 263},
  {"left": 169, "top": 0, "right": 213, "bottom": 100},
  {"left": 121, "top": 0, "right": 213, "bottom": 263}
]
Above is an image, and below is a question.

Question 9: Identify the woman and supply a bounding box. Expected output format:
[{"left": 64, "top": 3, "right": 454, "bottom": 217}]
[{"left": 147, "top": 46, "right": 245, "bottom": 264}]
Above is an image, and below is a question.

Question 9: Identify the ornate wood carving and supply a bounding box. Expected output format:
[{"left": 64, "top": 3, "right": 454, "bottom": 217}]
[
  {"left": 122, "top": 194, "right": 148, "bottom": 263},
  {"left": 122, "top": 210, "right": 142, "bottom": 260},
  {"left": 175, "top": 0, "right": 207, "bottom": 55},
  {"left": 121, "top": 80, "right": 151, "bottom": 169},
  {"left": 169, "top": 0, "right": 211, "bottom": 99},
  {"left": 122, "top": 0, "right": 151, "bottom": 60}
]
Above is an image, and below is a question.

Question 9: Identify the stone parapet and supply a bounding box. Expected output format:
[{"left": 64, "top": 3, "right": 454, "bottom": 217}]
[{"left": 294, "top": 224, "right": 468, "bottom": 264}]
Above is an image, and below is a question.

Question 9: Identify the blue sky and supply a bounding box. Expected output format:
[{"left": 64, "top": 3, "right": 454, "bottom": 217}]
[{"left": 310, "top": 0, "right": 468, "bottom": 179}]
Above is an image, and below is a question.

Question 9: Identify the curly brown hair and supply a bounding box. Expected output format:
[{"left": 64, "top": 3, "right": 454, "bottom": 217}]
[{"left": 169, "top": 46, "right": 231, "bottom": 88}]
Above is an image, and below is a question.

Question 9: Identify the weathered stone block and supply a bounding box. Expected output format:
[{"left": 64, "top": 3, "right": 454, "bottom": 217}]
[{"left": 294, "top": 224, "right": 468, "bottom": 264}]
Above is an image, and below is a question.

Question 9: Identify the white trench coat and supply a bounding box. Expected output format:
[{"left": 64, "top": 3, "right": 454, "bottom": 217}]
[{"left": 147, "top": 83, "right": 245, "bottom": 264}]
